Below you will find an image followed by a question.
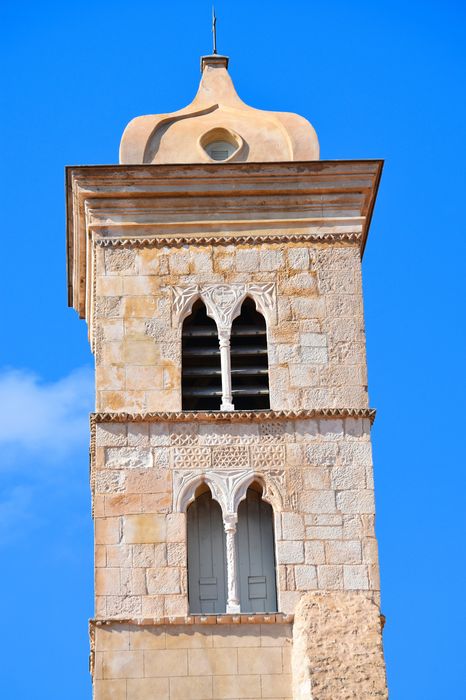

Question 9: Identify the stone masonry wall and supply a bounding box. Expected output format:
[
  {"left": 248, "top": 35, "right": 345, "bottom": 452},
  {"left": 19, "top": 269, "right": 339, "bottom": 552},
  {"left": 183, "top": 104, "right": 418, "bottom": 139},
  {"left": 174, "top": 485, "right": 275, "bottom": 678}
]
[
  {"left": 93, "top": 621, "right": 292, "bottom": 700},
  {"left": 93, "top": 415, "right": 379, "bottom": 619},
  {"left": 93, "top": 242, "right": 367, "bottom": 412}
]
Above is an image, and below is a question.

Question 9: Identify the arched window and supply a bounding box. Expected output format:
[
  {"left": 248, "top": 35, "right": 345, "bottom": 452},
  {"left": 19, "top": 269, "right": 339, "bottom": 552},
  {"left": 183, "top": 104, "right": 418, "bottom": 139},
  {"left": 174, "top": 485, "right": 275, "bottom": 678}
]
[
  {"left": 187, "top": 486, "right": 227, "bottom": 614},
  {"left": 230, "top": 298, "right": 270, "bottom": 410},
  {"left": 237, "top": 484, "right": 278, "bottom": 613},
  {"left": 182, "top": 300, "right": 221, "bottom": 411}
]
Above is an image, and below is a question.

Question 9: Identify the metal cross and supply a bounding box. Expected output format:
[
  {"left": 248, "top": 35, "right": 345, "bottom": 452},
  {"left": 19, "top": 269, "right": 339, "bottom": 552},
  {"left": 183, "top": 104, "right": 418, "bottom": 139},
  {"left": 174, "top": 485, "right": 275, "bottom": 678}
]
[{"left": 212, "top": 6, "right": 218, "bottom": 54}]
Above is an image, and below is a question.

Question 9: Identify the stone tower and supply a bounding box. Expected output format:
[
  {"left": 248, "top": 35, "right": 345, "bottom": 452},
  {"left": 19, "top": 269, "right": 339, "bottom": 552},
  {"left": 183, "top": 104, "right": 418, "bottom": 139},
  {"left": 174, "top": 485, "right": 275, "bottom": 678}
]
[{"left": 67, "top": 54, "right": 388, "bottom": 699}]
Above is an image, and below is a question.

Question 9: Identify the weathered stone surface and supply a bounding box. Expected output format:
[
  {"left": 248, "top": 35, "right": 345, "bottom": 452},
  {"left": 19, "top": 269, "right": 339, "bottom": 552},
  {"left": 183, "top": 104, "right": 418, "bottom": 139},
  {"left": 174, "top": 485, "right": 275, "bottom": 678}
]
[{"left": 292, "top": 592, "right": 387, "bottom": 699}]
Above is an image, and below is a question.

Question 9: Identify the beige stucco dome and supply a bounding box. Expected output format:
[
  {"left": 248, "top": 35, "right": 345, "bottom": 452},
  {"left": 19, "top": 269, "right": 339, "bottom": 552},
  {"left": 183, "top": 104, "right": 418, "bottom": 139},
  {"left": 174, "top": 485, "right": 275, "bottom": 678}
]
[{"left": 119, "top": 55, "right": 320, "bottom": 164}]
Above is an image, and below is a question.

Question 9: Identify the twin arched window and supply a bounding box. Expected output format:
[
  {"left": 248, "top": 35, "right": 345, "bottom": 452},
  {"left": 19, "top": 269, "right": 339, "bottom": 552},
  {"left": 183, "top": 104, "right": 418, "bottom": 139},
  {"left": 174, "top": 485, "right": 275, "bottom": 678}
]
[
  {"left": 182, "top": 297, "right": 270, "bottom": 411},
  {"left": 187, "top": 483, "right": 278, "bottom": 614}
]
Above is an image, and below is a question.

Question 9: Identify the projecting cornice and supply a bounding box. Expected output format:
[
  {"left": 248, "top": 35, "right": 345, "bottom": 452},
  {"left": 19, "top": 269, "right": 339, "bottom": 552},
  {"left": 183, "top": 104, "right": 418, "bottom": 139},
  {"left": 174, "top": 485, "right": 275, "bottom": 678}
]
[
  {"left": 66, "top": 159, "right": 383, "bottom": 317},
  {"left": 90, "top": 408, "right": 377, "bottom": 426}
]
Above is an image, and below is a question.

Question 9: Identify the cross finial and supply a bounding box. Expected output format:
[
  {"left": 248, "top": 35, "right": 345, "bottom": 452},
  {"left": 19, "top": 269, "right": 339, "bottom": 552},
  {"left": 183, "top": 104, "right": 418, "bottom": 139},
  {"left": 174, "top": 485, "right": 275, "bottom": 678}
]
[{"left": 212, "top": 6, "right": 218, "bottom": 55}]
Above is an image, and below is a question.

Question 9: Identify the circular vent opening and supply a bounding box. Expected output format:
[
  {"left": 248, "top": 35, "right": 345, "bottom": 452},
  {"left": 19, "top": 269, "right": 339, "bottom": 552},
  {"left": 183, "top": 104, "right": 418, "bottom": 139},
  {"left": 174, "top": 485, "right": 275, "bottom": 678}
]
[{"left": 199, "top": 128, "right": 243, "bottom": 162}]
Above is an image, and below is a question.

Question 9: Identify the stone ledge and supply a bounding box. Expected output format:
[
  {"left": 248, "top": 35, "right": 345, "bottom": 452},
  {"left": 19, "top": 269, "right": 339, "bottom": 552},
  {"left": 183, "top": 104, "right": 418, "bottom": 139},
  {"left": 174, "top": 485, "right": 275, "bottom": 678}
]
[
  {"left": 91, "top": 408, "right": 376, "bottom": 425},
  {"left": 90, "top": 613, "right": 294, "bottom": 627},
  {"left": 94, "top": 231, "right": 362, "bottom": 249}
]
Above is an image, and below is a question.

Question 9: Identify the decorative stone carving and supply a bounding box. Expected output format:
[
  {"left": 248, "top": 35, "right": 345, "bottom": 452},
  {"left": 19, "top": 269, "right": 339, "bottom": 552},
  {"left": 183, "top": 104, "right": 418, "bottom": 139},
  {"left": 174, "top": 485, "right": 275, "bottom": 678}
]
[
  {"left": 173, "top": 446, "right": 211, "bottom": 470},
  {"left": 171, "top": 283, "right": 277, "bottom": 329},
  {"left": 250, "top": 445, "right": 286, "bottom": 469},
  {"left": 212, "top": 446, "right": 250, "bottom": 470}
]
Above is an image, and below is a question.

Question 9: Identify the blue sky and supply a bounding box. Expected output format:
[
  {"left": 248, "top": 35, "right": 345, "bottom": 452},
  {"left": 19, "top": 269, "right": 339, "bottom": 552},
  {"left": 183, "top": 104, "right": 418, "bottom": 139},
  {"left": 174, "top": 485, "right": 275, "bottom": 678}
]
[{"left": 1, "top": 1, "right": 465, "bottom": 697}]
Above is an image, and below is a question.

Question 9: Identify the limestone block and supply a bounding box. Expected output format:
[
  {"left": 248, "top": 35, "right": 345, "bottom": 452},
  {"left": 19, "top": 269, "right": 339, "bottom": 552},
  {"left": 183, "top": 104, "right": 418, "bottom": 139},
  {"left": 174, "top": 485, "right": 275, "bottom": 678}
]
[
  {"left": 122, "top": 275, "right": 159, "bottom": 296},
  {"left": 300, "top": 346, "right": 328, "bottom": 364},
  {"left": 317, "top": 565, "right": 344, "bottom": 590},
  {"left": 304, "top": 541, "right": 326, "bottom": 565},
  {"left": 136, "top": 249, "right": 161, "bottom": 275},
  {"left": 106, "top": 595, "right": 142, "bottom": 617},
  {"left": 122, "top": 514, "right": 166, "bottom": 544},
  {"left": 96, "top": 569, "right": 121, "bottom": 595},
  {"left": 95, "top": 296, "right": 122, "bottom": 319},
  {"left": 339, "top": 442, "right": 373, "bottom": 466},
  {"left": 279, "top": 590, "right": 302, "bottom": 613},
  {"left": 294, "top": 420, "right": 319, "bottom": 441},
  {"left": 102, "top": 650, "right": 143, "bottom": 679},
  {"left": 94, "top": 679, "right": 126, "bottom": 700},
  {"left": 106, "top": 490, "right": 140, "bottom": 516},
  {"left": 105, "top": 447, "right": 153, "bottom": 470},
  {"left": 124, "top": 297, "right": 158, "bottom": 319},
  {"left": 212, "top": 625, "right": 261, "bottom": 648},
  {"left": 261, "top": 673, "right": 293, "bottom": 698},
  {"left": 294, "top": 565, "right": 318, "bottom": 590},
  {"left": 282, "top": 272, "right": 318, "bottom": 296},
  {"left": 281, "top": 512, "right": 305, "bottom": 540},
  {"left": 287, "top": 247, "right": 310, "bottom": 270},
  {"left": 190, "top": 250, "right": 213, "bottom": 274},
  {"left": 141, "top": 595, "right": 165, "bottom": 617},
  {"left": 146, "top": 567, "right": 180, "bottom": 595},
  {"left": 305, "top": 443, "right": 338, "bottom": 466},
  {"left": 237, "top": 647, "right": 283, "bottom": 674},
  {"left": 126, "top": 424, "right": 150, "bottom": 446},
  {"left": 126, "top": 366, "right": 163, "bottom": 391},
  {"left": 325, "top": 540, "right": 362, "bottom": 565},
  {"left": 95, "top": 424, "right": 127, "bottom": 448},
  {"left": 166, "top": 513, "right": 186, "bottom": 543},
  {"left": 299, "top": 490, "right": 336, "bottom": 514},
  {"left": 188, "top": 648, "right": 238, "bottom": 676},
  {"left": 302, "top": 468, "right": 330, "bottom": 490},
  {"left": 95, "top": 517, "right": 121, "bottom": 545},
  {"left": 129, "top": 628, "right": 166, "bottom": 650},
  {"left": 235, "top": 248, "right": 260, "bottom": 272},
  {"left": 126, "top": 678, "right": 169, "bottom": 699},
  {"left": 330, "top": 463, "right": 366, "bottom": 490},
  {"left": 104, "top": 249, "right": 136, "bottom": 275},
  {"left": 149, "top": 423, "right": 170, "bottom": 446},
  {"left": 133, "top": 543, "right": 166, "bottom": 568},
  {"left": 169, "top": 252, "right": 190, "bottom": 274},
  {"left": 336, "top": 490, "right": 375, "bottom": 514},
  {"left": 170, "top": 676, "right": 213, "bottom": 699},
  {"left": 125, "top": 469, "right": 171, "bottom": 494},
  {"left": 259, "top": 248, "right": 285, "bottom": 271},
  {"left": 277, "top": 540, "right": 304, "bottom": 565},
  {"left": 213, "top": 674, "right": 261, "bottom": 699},
  {"left": 306, "top": 525, "right": 343, "bottom": 540},
  {"left": 289, "top": 364, "right": 319, "bottom": 388},
  {"left": 343, "top": 565, "right": 370, "bottom": 590},
  {"left": 164, "top": 594, "right": 187, "bottom": 617},
  {"left": 166, "top": 626, "right": 213, "bottom": 649},
  {"left": 167, "top": 542, "right": 186, "bottom": 566},
  {"left": 95, "top": 366, "right": 125, "bottom": 391},
  {"left": 106, "top": 544, "right": 132, "bottom": 568},
  {"left": 95, "top": 545, "right": 107, "bottom": 567},
  {"left": 96, "top": 626, "right": 130, "bottom": 651},
  {"left": 143, "top": 649, "right": 188, "bottom": 677},
  {"left": 95, "top": 470, "right": 126, "bottom": 494}
]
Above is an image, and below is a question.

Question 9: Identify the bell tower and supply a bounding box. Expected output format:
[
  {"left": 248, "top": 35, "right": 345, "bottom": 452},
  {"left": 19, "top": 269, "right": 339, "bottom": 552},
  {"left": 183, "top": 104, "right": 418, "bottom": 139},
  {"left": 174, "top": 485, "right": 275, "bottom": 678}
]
[{"left": 67, "top": 54, "right": 388, "bottom": 699}]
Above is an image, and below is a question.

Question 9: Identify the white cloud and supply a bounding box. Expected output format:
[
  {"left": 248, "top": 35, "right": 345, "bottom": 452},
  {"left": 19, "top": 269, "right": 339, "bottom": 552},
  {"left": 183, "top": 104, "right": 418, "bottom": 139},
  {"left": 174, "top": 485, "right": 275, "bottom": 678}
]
[{"left": 0, "top": 366, "right": 94, "bottom": 460}]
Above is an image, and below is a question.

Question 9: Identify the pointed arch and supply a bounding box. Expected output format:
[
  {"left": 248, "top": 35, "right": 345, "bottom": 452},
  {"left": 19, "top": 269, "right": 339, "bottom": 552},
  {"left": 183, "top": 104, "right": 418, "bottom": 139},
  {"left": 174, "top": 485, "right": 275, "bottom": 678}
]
[
  {"left": 187, "top": 485, "right": 227, "bottom": 614},
  {"left": 230, "top": 296, "right": 270, "bottom": 410},
  {"left": 237, "top": 483, "right": 278, "bottom": 613},
  {"left": 182, "top": 299, "right": 222, "bottom": 410}
]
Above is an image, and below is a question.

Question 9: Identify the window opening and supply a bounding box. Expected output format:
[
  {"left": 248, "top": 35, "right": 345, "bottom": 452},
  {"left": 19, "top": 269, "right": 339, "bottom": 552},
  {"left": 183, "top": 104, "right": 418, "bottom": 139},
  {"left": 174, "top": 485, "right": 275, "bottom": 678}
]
[
  {"left": 237, "top": 484, "right": 278, "bottom": 613},
  {"left": 182, "top": 300, "right": 222, "bottom": 411},
  {"left": 230, "top": 297, "right": 270, "bottom": 410},
  {"left": 187, "top": 487, "right": 227, "bottom": 614}
]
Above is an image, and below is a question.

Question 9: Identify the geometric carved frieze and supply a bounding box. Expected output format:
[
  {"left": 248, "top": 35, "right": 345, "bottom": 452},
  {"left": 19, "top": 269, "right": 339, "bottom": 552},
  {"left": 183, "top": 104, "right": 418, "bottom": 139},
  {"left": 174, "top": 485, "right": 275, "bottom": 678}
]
[
  {"left": 91, "top": 408, "right": 377, "bottom": 425},
  {"left": 250, "top": 444, "right": 286, "bottom": 469}
]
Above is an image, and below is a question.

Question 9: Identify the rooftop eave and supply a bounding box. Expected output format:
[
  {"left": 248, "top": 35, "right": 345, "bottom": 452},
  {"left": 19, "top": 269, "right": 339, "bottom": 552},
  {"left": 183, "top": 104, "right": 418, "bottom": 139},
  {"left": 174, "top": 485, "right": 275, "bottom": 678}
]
[{"left": 66, "top": 159, "right": 383, "bottom": 319}]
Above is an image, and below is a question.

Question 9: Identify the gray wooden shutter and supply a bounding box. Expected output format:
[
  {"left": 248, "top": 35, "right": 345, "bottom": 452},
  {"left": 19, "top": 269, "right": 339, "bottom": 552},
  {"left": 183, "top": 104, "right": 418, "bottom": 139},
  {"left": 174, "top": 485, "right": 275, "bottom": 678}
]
[
  {"left": 187, "top": 490, "right": 227, "bottom": 614},
  {"left": 237, "top": 488, "right": 278, "bottom": 613}
]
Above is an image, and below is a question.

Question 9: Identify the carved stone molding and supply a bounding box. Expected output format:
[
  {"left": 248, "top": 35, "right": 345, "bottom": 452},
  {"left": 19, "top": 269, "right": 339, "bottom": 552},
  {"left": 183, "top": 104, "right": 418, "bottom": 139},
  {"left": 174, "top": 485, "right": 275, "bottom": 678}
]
[
  {"left": 93, "top": 231, "right": 362, "bottom": 249},
  {"left": 171, "top": 282, "right": 277, "bottom": 329},
  {"left": 91, "top": 407, "right": 377, "bottom": 425},
  {"left": 90, "top": 613, "right": 294, "bottom": 627},
  {"left": 173, "top": 468, "right": 285, "bottom": 516}
]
